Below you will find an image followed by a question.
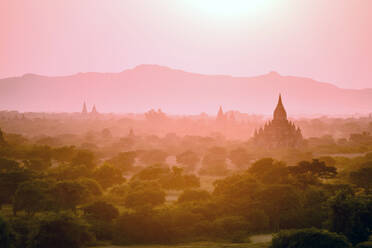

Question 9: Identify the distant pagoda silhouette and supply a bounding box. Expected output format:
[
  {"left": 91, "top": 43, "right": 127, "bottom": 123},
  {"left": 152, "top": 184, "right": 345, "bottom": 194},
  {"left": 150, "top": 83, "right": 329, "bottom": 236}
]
[
  {"left": 216, "top": 106, "right": 227, "bottom": 123},
  {"left": 253, "top": 94, "right": 303, "bottom": 148},
  {"left": 91, "top": 104, "right": 99, "bottom": 115},
  {"left": 82, "top": 102, "right": 88, "bottom": 115}
]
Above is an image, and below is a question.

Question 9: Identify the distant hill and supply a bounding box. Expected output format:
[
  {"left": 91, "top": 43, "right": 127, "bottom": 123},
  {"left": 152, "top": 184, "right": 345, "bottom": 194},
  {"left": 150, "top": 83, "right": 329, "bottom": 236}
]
[{"left": 0, "top": 64, "right": 371, "bottom": 115}]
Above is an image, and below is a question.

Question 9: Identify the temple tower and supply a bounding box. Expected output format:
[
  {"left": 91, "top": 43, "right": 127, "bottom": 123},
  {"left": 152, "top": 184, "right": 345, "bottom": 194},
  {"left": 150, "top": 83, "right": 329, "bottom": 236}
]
[
  {"left": 91, "top": 105, "right": 98, "bottom": 115},
  {"left": 273, "top": 94, "right": 287, "bottom": 121},
  {"left": 82, "top": 102, "right": 88, "bottom": 115},
  {"left": 253, "top": 94, "right": 303, "bottom": 148}
]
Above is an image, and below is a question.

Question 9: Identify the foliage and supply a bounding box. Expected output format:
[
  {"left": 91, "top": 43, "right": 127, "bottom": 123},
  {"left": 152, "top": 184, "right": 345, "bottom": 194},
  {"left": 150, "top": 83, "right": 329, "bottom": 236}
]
[
  {"left": 13, "top": 179, "right": 56, "bottom": 215},
  {"left": 0, "top": 157, "right": 20, "bottom": 172},
  {"left": 176, "top": 150, "right": 200, "bottom": 172},
  {"left": 107, "top": 151, "right": 136, "bottom": 172},
  {"left": 0, "top": 169, "right": 33, "bottom": 206},
  {"left": 93, "top": 163, "right": 126, "bottom": 189},
  {"left": 49, "top": 163, "right": 92, "bottom": 180},
  {"left": 114, "top": 209, "right": 172, "bottom": 244},
  {"left": 178, "top": 189, "right": 211, "bottom": 203},
  {"left": 71, "top": 150, "right": 96, "bottom": 169},
  {"left": 138, "top": 149, "right": 168, "bottom": 165},
  {"left": 78, "top": 177, "right": 103, "bottom": 198},
  {"left": 0, "top": 215, "right": 11, "bottom": 248},
  {"left": 270, "top": 228, "right": 351, "bottom": 248},
  {"left": 213, "top": 216, "right": 249, "bottom": 242},
  {"left": 200, "top": 147, "right": 229, "bottom": 176},
  {"left": 132, "top": 165, "right": 170, "bottom": 181},
  {"left": 327, "top": 191, "right": 372, "bottom": 245},
  {"left": 28, "top": 213, "right": 93, "bottom": 248},
  {"left": 288, "top": 159, "right": 337, "bottom": 179},
  {"left": 159, "top": 167, "right": 200, "bottom": 190},
  {"left": 132, "top": 165, "right": 200, "bottom": 190},
  {"left": 356, "top": 242, "right": 372, "bottom": 248},
  {"left": 82, "top": 201, "right": 119, "bottom": 222},
  {"left": 248, "top": 158, "right": 289, "bottom": 184},
  {"left": 229, "top": 148, "right": 252, "bottom": 169},
  {"left": 349, "top": 167, "right": 372, "bottom": 193},
  {"left": 51, "top": 180, "right": 90, "bottom": 211},
  {"left": 23, "top": 159, "right": 51, "bottom": 171},
  {"left": 124, "top": 181, "right": 166, "bottom": 209}
]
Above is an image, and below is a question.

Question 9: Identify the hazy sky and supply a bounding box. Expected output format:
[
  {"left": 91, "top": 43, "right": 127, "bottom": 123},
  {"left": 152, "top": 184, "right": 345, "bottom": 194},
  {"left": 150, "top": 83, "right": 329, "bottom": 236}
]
[{"left": 1, "top": 0, "right": 371, "bottom": 89}]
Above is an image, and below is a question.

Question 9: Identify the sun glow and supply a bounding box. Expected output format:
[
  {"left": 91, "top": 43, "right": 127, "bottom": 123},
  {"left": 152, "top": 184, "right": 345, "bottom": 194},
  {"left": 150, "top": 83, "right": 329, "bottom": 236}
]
[{"left": 184, "top": 0, "right": 275, "bottom": 19}]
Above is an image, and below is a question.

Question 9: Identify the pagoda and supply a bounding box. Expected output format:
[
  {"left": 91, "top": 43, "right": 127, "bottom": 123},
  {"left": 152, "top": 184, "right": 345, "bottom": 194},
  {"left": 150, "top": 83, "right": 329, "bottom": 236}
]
[{"left": 253, "top": 95, "right": 303, "bottom": 148}]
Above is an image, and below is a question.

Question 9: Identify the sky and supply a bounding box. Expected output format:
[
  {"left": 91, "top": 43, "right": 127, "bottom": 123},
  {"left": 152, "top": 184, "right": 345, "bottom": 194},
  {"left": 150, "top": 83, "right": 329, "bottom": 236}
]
[{"left": 1, "top": 0, "right": 371, "bottom": 89}]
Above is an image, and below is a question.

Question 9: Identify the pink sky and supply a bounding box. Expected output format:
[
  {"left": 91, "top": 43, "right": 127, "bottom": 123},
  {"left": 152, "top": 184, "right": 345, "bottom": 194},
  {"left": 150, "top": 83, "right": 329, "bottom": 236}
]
[{"left": 1, "top": 0, "right": 371, "bottom": 89}]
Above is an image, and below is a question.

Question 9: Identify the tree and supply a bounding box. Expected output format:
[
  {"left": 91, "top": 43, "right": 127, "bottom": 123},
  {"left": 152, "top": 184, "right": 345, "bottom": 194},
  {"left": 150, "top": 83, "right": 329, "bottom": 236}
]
[
  {"left": 229, "top": 148, "right": 252, "bottom": 169},
  {"left": 257, "top": 184, "right": 302, "bottom": 230},
  {"left": 78, "top": 178, "right": 103, "bottom": 198},
  {"left": 13, "top": 179, "right": 55, "bottom": 216},
  {"left": 288, "top": 159, "right": 337, "bottom": 187},
  {"left": 349, "top": 167, "right": 372, "bottom": 193},
  {"left": 318, "top": 156, "right": 337, "bottom": 167},
  {"left": 138, "top": 149, "right": 168, "bottom": 165},
  {"left": 176, "top": 150, "right": 200, "bottom": 172},
  {"left": 132, "top": 165, "right": 170, "bottom": 181},
  {"left": 289, "top": 159, "right": 337, "bottom": 179},
  {"left": 0, "top": 129, "right": 7, "bottom": 146},
  {"left": 71, "top": 150, "right": 95, "bottom": 169},
  {"left": 50, "top": 163, "right": 92, "bottom": 181},
  {"left": 271, "top": 228, "right": 351, "bottom": 248},
  {"left": 356, "top": 242, "right": 372, "bottom": 248},
  {"left": 248, "top": 158, "right": 289, "bottom": 184},
  {"left": 26, "top": 145, "right": 52, "bottom": 164},
  {"left": 327, "top": 191, "right": 372, "bottom": 245},
  {"left": 52, "top": 146, "right": 76, "bottom": 163},
  {"left": 124, "top": 181, "right": 165, "bottom": 210},
  {"left": 200, "top": 147, "right": 228, "bottom": 176},
  {"left": 93, "top": 163, "right": 126, "bottom": 189},
  {"left": 114, "top": 209, "right": 171, "bottom": 244},
  {"left": 249, "top": 158, "right": 276, "bottom": 175},
  {"left": 51, "top": 181, "right": 90, "bottom": 212},
  {"left": 0, "top": 157, "right": 19, "bottom": 172},
  {"left": 0, "top": 170, "right": 33, "bottom": 208},
  {"left": 29, "top": 213, "right": 93, "bottom": 248},
  {"left": 23, "top": 159, "right": 51, "bottom": 171},
  {"left": 107, "top": 151, "right": 136, "bottom": 172},
  {"left": 178, "top": 189, "right": 210, "bottom": 203},
  {"left": 159, "top": 166, "right": 200, "bottom": 190},
  {"left": 82, "top": 201, "right": 119, "bottom": 222},
  {"left": 0, "top": 216, "right": 11, "bottom": 248},
  {"left": 101, "top": 128, "right": 112, "bottom": 139},
  {"left": 213, "top": 216, "right": 249, "bottom": 242}
]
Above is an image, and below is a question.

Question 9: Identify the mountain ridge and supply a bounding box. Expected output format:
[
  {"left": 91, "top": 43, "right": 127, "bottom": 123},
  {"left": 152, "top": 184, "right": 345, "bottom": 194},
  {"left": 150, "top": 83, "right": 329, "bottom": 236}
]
[{"left": 0, "top": 65, "right": 370, "bottom": 115}]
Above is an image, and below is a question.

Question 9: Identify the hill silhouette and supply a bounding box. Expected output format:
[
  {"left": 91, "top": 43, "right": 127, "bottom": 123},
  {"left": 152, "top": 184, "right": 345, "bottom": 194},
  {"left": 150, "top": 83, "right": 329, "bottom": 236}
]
[{"left": 0, "top": 64, "right": 370, "bottom": 115}]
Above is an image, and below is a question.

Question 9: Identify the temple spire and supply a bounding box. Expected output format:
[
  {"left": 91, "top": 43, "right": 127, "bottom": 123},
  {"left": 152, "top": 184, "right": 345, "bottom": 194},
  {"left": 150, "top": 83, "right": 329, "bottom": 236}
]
[
  {"left": 82, "top": 102, "right": 88, "bottom": 114},
  {"left": 216, "top": 106, "right": 226, "bottom": 122},
  {"left": 91, "top": 104, "right": 98, "bottom": 115},
  {"left": 273, "top": 94, "right": 287, "bottom": 121}
]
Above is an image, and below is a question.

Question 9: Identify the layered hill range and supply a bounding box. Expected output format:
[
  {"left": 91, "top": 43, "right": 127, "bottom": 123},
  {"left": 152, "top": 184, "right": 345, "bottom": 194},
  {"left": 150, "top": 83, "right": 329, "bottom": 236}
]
[{"left": 0, "top": 64, "right": 371, "bottom": 115}]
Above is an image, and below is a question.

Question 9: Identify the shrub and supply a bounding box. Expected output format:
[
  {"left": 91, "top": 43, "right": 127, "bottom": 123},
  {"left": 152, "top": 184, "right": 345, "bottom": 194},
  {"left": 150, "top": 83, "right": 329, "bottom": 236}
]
[
  {"left": 356, "top": 242, "right": 372, "bottom": 248},
  {"left": 7, "top": 216, "right": 34, "bottom": 248},
  {"left": 29, "top": 213, "right": 94, "bottom": 248},
  {"left": 0, "top": 216, "right": 11, "bottom": 248},
  {"left": 213, "top": 216, "right": 249, "bottom": 242},
  {"left": 271, "top": 228, "right": 351, "bottom": 248},
  {"left": 114, "top": 210, "right": 172, "bottom": 244}
]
